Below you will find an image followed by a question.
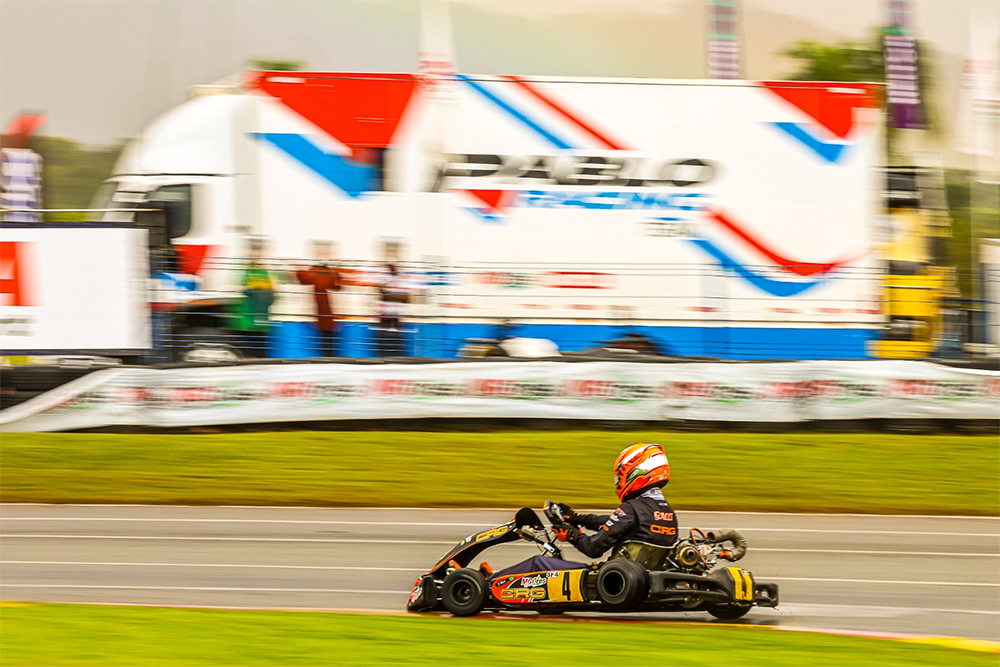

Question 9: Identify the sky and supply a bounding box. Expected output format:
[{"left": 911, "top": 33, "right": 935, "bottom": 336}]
[{"left": 1, "top": 0, "right": 998, "bottom": 160}]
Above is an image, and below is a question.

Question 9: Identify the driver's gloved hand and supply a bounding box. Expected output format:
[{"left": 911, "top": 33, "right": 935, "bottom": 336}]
[
  {"left": 555, "top": 503, "right": 582, "bottom": 526},
  {"left": 552, "top": 523, "right": 580, "bottom": 543}
]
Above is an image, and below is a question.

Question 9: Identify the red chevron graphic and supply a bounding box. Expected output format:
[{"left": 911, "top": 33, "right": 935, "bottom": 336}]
[
  {"left": 461, "top": 189, "right": 517, "bottom": 215},
  {"left": 759, "top": 81, "right": 878, "bottom": 139},
  {"left": 174, "top": 244, "right": 215, "bottom": 276},
  {"left": 251, "top": 72, "right": 418, "bottom": 149},
  {"left": 707, "top": 208, "right": 857, "bottom": 276}
]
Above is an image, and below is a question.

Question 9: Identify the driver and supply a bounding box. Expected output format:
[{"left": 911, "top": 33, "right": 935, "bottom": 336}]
[
  {"left": 486, "top": 442, "right": 677, "bottom": 582},
  {"left": 551, "top": 442, "right": 678, "bottom": 559}
]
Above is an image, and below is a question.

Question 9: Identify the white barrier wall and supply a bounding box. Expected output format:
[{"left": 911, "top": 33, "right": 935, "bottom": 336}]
[{"left": 1, "top": 361, "right": 996, "bottom": 433}]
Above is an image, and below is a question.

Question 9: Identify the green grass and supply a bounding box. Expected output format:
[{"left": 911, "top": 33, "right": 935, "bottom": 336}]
[
  {"left": 1, "top": 431, "right": 997, "bottom": 514},
  {"left": 0, "top": 603, "right": 994, "bottom": 667}
]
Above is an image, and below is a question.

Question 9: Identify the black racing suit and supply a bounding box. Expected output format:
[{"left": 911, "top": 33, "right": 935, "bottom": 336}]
[{"left": 568, "top": 487, "right": 679, "bottom": 559}]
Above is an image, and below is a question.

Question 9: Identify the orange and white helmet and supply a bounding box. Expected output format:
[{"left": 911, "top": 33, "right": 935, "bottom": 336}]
[{"left": 614, "top": 443, "right": 670, "bottom": 501}]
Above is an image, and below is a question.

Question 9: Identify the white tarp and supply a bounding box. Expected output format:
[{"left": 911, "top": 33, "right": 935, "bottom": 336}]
[
  {"left": 0, "top": 227, "right": 150, "bottom": 352},
  {"left": 1, "top": 360, "right": 996, "bottom": 433}
]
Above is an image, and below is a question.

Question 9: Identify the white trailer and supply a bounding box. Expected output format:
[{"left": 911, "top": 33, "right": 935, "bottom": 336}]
[{"left": 95, "top": 72, "right": 885, "bottom": 359}]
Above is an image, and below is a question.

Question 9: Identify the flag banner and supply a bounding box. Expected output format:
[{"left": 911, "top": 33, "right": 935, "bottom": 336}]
[
  {"left": 707, "top": 0, "right": 741, "bottom": 79},
  {"left": 883, "top": 0, "right": 925, "bottom": 129}
]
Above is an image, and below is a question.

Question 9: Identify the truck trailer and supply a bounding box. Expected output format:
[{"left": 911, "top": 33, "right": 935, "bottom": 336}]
[{"left": 93, "top": 71, "right": 885, "bottom": 360}]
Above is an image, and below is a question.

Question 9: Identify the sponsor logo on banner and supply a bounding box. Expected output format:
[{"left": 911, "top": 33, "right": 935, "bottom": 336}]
[{"left": 471, "top": 271, "right": 618, "bottom": 290}]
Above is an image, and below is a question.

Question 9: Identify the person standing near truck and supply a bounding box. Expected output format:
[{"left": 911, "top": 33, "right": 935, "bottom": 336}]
[
  {"left": 234, "top": 236, "right": 276, "bottom": 358},
  {"left": 296, "top": 240, "right": 343, "bottom": 357},
  {"left": 371, "top": 240, "right": 417, "bottom": 357}
]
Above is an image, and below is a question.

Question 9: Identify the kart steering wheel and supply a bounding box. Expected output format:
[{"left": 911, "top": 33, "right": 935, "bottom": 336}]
[{"left": 543, "top": 500, "right": 565, "bottom": 527}]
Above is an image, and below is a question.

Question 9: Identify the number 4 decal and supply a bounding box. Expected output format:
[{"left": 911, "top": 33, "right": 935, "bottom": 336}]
[{"left": 728, "top": 567, "right": 754, "bottom": 601}]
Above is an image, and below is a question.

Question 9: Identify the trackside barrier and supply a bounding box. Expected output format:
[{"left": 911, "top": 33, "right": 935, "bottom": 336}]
[{"left": 0, "top": 360, "right": 997, "bottom": 433}]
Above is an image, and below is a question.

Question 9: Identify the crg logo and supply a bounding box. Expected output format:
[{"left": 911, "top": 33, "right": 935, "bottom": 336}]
[{"left": 431, "top": 153, "right": 717, "bottom": 190}]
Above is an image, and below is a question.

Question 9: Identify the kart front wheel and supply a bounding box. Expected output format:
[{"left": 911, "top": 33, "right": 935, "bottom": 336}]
[
  {"left": 707, "top": 603, "right": 751, "bottom": 620},
  {"left": 441, "top": 568, "right": 488, "bottom": 617}
]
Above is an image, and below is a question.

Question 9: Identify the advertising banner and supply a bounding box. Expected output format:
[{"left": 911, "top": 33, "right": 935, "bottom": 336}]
[
  {"left": 883, "top": 0, "right": 925, "bottom": 129},
  {"left": 706, "top": 0, "right": 741, "bottom": 79},
  {"left": 0, "top": 148, "right": 43, "bottom": 222},
  {"left": 0, "top": 226, "right": 151, "bottom": 353},
  {"left": 1, "top": 360, "right": 996, "bottom": 433}
]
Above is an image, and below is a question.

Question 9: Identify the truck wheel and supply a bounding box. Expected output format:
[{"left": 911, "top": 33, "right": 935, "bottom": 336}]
[
  {"left": 707, "top": 603, "right": 751, "bottom": 620},
  {"left": 596, "top": 559, "right": 648, "bottom": 611},
  {"left": 441, "top": 569, "right": 487, "bottom": 617}
]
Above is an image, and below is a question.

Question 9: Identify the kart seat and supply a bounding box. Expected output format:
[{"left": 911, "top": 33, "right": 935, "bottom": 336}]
[{"left": 612, "top": 541, "right": 673, "bottom": 571}]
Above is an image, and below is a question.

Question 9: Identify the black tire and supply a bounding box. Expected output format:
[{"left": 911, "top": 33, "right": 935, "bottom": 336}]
[
  {"left": 596, "top": 559, "right": 648, "bottom": 611},
  {"left": 707, "top": 604, "right": 751, "bottom": 620},
  {"left": 441, "top": 568, "right": 488, "bottom": 617}
]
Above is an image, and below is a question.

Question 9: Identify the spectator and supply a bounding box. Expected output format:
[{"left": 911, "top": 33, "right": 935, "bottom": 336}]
[
  {"left": 372, "top": 240, "right": 416, "bottom": 357},
  {"left": 296, "top": 240, "right": 343, "bottom": 357},
  {"left": 234, "top": 236, "right": 275, "bottom": 358}
]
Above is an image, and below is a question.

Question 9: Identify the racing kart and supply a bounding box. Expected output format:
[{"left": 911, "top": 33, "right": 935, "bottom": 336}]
[{"left": 407, "top": 501, "right": 778, "bottom": 619}]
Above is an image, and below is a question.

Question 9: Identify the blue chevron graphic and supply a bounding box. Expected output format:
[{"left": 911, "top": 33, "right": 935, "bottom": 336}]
[
  {"left": 770, "top": 122, "right": 851, "bottom": 164},
  {"left": 689, "top": 238, "right": 825, "bottom": 297},
  {"left": 254, "top": 133, "right": 377, "bottom": 198},
  {"left": 456, "top": 75, "right": 576, "bottom": 150}
]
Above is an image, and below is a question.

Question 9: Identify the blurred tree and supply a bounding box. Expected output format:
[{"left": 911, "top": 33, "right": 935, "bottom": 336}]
[
  {"left": 28, "top": 136, "right": 123, "bottom": 221},
  {"left": 945, "top": 171, "right": 1000, "bottom": 298},
  {"left": 783, "top": 39, "right": 884, "bottom": 82},
  {"left": 782, "top": 31, "right": 1000, "bottom": 300},
  {"left": 781, "top": 28, "right": 938, "bottom": 144},
  {"left": 248, "top": 59, "right": 305, "bottom": 72}
]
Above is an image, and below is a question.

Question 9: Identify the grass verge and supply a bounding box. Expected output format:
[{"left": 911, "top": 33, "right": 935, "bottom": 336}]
[
  {"left": 0, "top": 603, "right": 995, "bottom": 667},
  {"left": 1, "top": 431, "right": 997, "bottom": 514}
]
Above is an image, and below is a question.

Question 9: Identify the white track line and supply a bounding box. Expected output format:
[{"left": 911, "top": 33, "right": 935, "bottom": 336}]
[
  {"left": 764, "top": 576, "right": 999, "bottom": 588},
  {"left": 4, "top": 504, "right": 998, "bottom": 520},
  {"left": 2, "top": 517, "right": 997, "bottom": 537},
  {"left": 753, "top": 548, "right": 1000, "bottom": 557},
  {"left": 770, "top": 603, "right": 1000, "bottom": 617},
  {"left": 3, "top": 577, "right": 999, "bottom": 591},
  {"left": 1, "top": 564, "right": 995, "bottom": 589},
  {"left": 765, "top": 529, "right": 999, "bottom": 536},
  {"left": 1, "top": 561, "right": 417, "bottom": 571},
  {"left": 0, "top": 535, "right": 456, "bottom": 544},
  {"left": 0, "top": 518, "right": 488, "bottom": 527},
  {"left": 0, "top": 584, "right": 403, "bottom": 594},
  {"left": 4, "top": 528, "right": 999, "bottom": 539}
]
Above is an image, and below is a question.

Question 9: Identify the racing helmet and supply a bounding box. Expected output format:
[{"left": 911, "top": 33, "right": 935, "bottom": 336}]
[{"left": 613, "top": 442, "right": 670, "bottom": 501}]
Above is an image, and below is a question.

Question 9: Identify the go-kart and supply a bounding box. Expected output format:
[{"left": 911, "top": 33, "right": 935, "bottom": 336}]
[{"left": 407, "top": 501, "right": 779, "bottom": 618}]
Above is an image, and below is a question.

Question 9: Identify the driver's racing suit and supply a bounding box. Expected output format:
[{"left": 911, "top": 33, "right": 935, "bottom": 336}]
[
  {"left": 562, "top": 487, "right": 679, "bottom": 559},
  {"left": 490, "top": 487, "right": 680, "bottom": 582}
]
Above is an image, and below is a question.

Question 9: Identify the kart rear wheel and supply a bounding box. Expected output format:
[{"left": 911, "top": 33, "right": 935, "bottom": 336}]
[
  {"left": 596, "top": 559, "right": 648, "bottom": 611},
  {"left": 707, "top": 603, "right": 751, "bottom": 620},
  {"left": 441, "top": 568, "right": 488, "bottom": 617}
]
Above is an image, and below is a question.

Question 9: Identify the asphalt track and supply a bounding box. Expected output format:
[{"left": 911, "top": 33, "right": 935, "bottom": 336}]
[{"left": 2, "top": 505, "right": 998, "bottom": 641}]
